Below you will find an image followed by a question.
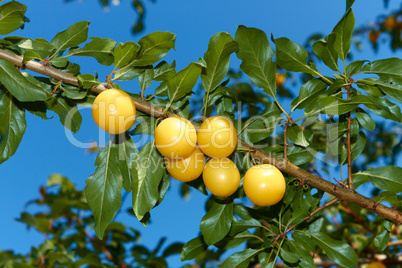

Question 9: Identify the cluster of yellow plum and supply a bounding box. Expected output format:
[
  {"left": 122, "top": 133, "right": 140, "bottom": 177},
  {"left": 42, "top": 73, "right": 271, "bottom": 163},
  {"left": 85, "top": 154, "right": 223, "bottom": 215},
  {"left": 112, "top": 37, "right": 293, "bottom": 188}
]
[
  {"left": 91, "top": 89, "right": 286, "bottom": 206},
  {"left": 155, "top": 116, "right": 286, "bottom": 206}
]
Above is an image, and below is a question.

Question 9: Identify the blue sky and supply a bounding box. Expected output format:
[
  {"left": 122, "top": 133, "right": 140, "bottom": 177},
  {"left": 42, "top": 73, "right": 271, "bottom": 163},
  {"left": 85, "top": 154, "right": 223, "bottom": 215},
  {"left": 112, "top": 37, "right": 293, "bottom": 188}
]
[{"left": 0, "top": 0, "right": 401, "bottom": 266}]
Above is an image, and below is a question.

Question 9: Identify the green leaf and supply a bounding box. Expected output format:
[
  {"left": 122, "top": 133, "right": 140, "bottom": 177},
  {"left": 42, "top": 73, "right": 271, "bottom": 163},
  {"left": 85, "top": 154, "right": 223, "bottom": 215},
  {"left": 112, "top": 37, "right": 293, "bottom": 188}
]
[
  {"left": 113, "top": 41, "right": 141, "bottom": 69},
  {"left": 312, "top": 33, "right": 339, "bottom": 72},
  {"left": 134, "top": 31, "right": 176, "bottom": 66},
  {"left": 340, "top": 131, "right": 366, "bottom": 165},
  {"left": 131, "top": 142, "right": 164, "bottom": 222},
  {"left": 0, "top": 91, "right": 26, "bottom": 164},
  {"left": 235, "top": 26, "right": 276, "bottom": 97},
  {"left": 332, "top": 9, "right": 355, "bottom": 61},
  {"left": 280, "top": 248, "right": 300, "bottom": 264},
  {"left": 50, "top": 57, "right": 68, "bottom": 68},
  {"left": 85, "top": 142, "right": 125, "bottom": 239},
  {"left": 353, "top": 166, "right": 402, "bottom": 193},
  {"left": 287, "top": 125, "right": 310, "bottom": 147},
  {"left": 61, "top": 85, "right": 87, "bottom": 100},
  {"left": 200, "top": 198, "right": 233, "bottom": 245},
  {"left": 346, "top": 0, "right": 356, "bottom": 12},
  {"left": 22, "top": 50, "right": 42, "bottom": 63},
  {"left": 287, "top": 146, "right": 315, "bottom": 166},
  {"left": 18, "top": 38, "right": 55, "bottom": 59},
  {"left": 374, "top": 229, "right": 390, "bottom": 251},
  {"left": 360, "top": 58, "right": 402, "bottom": 83},
  {"left": 345, "top": 60, "right": 367, "bottom": 77},
  {"left": 153, "top": 61, "right": 176, "bottom": 81},
  {"left": 292, "top": 232, "right": 315, "bottom": 252},
  {"left": 202, "top": 32, "right": 238, "bottom": 95},
  {"left": 181, "top": 236, "right": 207, "bottom": 261},
  {"left": 355, "top": 108, "right": 375, "bottom": 131},
  {"left": 291, "top": 79, "right": 328, "bottom": 111},
  {"left": 0, "top": 2, "right": 27, "bottom": 35},
  {"left": 240, "top": 102, "right": 283, "bottom": 144},
  {"left": 167, "top": 60, "right": 203, "bottom": 101},
  {"left": 220, "top": 248, "right": 262, "bottom": 268},
  {"left": 77, "top": 74, "right": 101, "bottom": 89},
  {"left": 46, "top": 96, "right": 82, "bottom": 133},
  {"left": 275, "top": 37, "right": 321, "bottom": 77},
  {"left": 0, "top": 59, "right": 50, "bottom": 102},
  {"left": 138, "top": 68, "right": 154, "bottom": 92},
  {"left": 50, "top": 21, "right": 89, "bottom": 57},
  {"left": 305, "top": 95, "right": 374, "bottom": 116},
  {"left": 364, "top": 95, "right": 402, "bottom": 123},
  {"left": 68, "top": 37, "right": 117, "bottom": 66},
  {"left": 162, "top": 242, "right": 184, "bottom": 258},
  {"left": 310, "top": 231, "right": 358, "bottom": 268},
  {"left": 114, "top": 134, "right": 138, "bottom": 192}
]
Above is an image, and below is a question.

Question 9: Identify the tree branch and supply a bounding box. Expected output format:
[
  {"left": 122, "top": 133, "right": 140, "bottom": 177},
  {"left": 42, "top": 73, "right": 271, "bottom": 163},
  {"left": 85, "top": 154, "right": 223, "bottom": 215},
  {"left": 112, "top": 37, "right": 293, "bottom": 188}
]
[{"left": 1, "top": 49, "right": 401, "bottom": 224}]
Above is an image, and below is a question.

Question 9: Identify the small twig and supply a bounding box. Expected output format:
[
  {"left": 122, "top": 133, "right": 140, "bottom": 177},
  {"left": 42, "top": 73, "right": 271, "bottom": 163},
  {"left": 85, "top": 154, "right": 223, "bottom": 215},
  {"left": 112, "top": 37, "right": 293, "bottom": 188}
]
[
  {"left": 273, "top": 198, "right": 340, "bottom": 245},
  {"left": 283, "top": 121, "right": 290, "bottom": 161},
  {"left": 340, "top": 201, "right": 375, "bottom": 234},
  {"left": 387, "top": 240, "right": 402, "bottom": 247},
  {"left": 345, "top": 85, "right": 354, "bottom": 190}
]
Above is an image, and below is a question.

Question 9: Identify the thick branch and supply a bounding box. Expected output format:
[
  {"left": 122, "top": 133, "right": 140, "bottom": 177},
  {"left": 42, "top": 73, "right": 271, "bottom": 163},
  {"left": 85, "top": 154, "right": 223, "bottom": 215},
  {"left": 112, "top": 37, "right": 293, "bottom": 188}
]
[{"left": 1, "top": 49, "right": 401, "bottom": 224}]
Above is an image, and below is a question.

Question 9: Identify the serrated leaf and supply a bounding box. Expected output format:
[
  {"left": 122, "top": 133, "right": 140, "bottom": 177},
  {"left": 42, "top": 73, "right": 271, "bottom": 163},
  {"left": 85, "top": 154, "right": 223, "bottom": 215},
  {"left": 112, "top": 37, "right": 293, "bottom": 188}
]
[
  {"left": 200, "top": 198, "right": 233, "bottom": 245},
  {"left": 235, "top": 25, "right": 276, "bottom": 97},
  {"left": 332, "top": 9, "right": 355, "bottom": 61},
  {"left": 0, "top": 59, "right": 50, "bottom": 102},
  {"left": 113, "top": 41, "right": 140, "bottom": 69},
  {"left": 46, "top": 96, "right": 82, "bottom": 133},
  {"left": 50, "top": 21, "right": 89, "bottom": 57},
  {"left": 275, "top": 37, "right": 322, "bottom": 77},
  {"left": 167, "top": 61, "right": 203, "bottom": 101},
  {"left": 310, "top": 231, "right": 358, "bottom": 268},
  {"left": 0, "top": 2, "right": 27, "bottom": 35},
  {"left": 202, "top": 32, "right": 238, "bottom": 95},
  {"left": 220, "top": 248, "right": 262, "bottom": 268},
  {"left": 181, "top": 236, "right": 207, "bottom": 261},
  {"left": 312, "top": 33, "right": 339, "bottom": 72},
  {"left": 131, "top": 142, "right": 164, "bottom": 222},
  {"left": 353, "top": 166, "right": 402, "bottom": 193},
  {"left": 0, "top": 90, "right": 26, "bottom": 164},
  {"left": 68, "top": 37, "right": 116, "bottom": 66},
  {"left": 85, "top": 142, "right": 124, "bottom": 239},
  {"left": 133, "top": 31, "right": 176, "bottom": 66}
]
